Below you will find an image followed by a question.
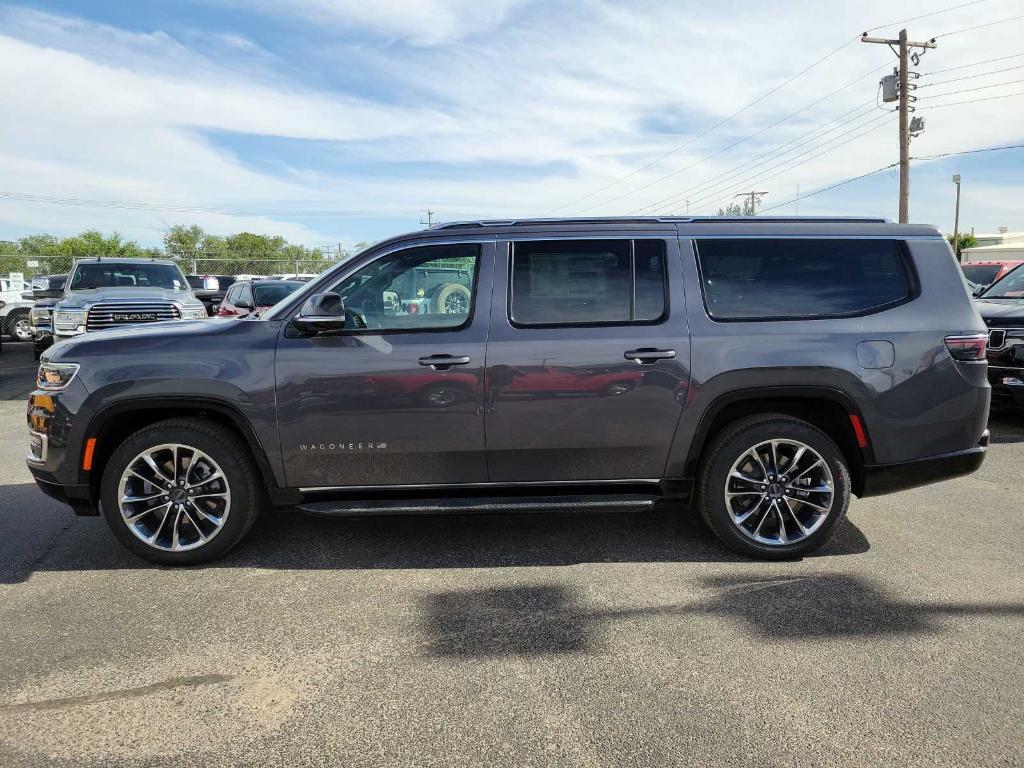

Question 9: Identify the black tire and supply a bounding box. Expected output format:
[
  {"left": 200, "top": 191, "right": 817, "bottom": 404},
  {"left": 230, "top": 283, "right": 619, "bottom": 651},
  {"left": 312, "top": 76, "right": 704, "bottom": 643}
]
[
  {"left": 697, "top": 414, "right": 851, "bottom": 560},
  {"left": 100, "top": 418, "right": 261, "bottom": 565},
  {"left": 8, "top": 310, "right": 32, "bottom": 342}
]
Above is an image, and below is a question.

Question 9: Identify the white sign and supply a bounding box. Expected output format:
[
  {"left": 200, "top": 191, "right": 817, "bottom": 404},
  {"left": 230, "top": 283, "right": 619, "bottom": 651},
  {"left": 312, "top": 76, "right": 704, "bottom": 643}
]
[{"left": 26, "top": 260, "right": 39, "bottom": 268}]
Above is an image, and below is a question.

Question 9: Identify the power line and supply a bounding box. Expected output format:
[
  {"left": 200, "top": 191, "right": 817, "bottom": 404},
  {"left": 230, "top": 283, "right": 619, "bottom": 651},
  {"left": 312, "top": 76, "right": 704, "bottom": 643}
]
[
  {"left": 862, "top": 0, "right": 991, "bottom": 33},
  {"left": 918, "top": 64, "right": 1024, "bottom": 87},
  {"left": 920, "top": 89, "right": 1024, "bottom": 107},
  {"left": 933, "top": 12, "right": 1024, "bottom": 38},
  {"left": 632, "top": 100, "right": 882, "bottom": 214},
  {"left": 689, "top": 117, "right": 895, "bottom": 215},
  {"left": 912, "top": 142, "right": 1024, "bottom": 160},
  {"left": 758, "top": 163, "right": 898, "bottom": 213},
  {"left": 581, "top": 62, "right": 892, "bottom": 214},
  {"left": 920, "top": 51, "right": 1024, "bottom": 76},
  {"left": 653, "top": 111, "right": 896, "bottom": 215},
  {"left": 546, "top": 36, "right": 864, "bottom": 214},
  {"left": 917, "top": 77, "right": 1024, "bottom": 98}
]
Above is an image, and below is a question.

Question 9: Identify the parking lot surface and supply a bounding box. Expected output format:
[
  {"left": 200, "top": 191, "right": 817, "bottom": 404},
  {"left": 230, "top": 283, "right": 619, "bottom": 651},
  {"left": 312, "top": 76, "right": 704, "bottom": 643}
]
[{"left": 1, "top": 339, "right": 1022, "bottom": 767}]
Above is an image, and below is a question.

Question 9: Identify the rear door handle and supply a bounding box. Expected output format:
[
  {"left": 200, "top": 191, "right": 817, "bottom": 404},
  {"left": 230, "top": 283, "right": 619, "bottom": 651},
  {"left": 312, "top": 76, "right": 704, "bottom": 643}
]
[
  {"left": 624, "top": 348, "right": 676, "bottom": 364},
  {"left": 419, "top": 354, "right": 471, "bottom": 370}
]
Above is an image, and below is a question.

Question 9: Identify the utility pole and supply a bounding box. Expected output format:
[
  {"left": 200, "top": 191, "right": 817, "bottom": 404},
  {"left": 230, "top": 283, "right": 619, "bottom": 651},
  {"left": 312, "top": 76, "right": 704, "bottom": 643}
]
[
  {"left": 861, "top": 29, "right": 936, "bottom": 223},
  {"left": 735, "top": 191, "right": 768, "bottom": 216},
  {"left": 795, "top": 184, "right": 800, "bottom": 215},
  {"left": 952, "top": 174, "right": 962, "bottom": 261},
  {"left": 420, "top": 209, "right": 435, "bottom": 228}
]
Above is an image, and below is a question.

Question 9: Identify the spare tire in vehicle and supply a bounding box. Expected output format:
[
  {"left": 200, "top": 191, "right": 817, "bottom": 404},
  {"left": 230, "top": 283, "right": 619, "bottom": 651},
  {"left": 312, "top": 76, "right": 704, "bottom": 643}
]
[{"left": 433, "top": 283, "right": 471, "bottom": 314}]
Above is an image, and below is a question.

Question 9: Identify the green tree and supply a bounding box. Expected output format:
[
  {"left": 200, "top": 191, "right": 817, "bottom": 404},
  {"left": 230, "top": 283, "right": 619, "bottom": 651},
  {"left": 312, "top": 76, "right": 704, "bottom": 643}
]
[
  {"left": 947, "top": 232, "right": 978, "bottom": 259},
  {"left": 716, "top": 201, "right": 754, "bottom": 216}
]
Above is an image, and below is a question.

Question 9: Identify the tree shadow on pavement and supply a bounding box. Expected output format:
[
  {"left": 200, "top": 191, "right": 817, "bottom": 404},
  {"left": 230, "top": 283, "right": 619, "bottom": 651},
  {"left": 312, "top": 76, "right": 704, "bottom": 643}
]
[{"left": 420, "top": 576, "right": 1024, "bottom": 658}]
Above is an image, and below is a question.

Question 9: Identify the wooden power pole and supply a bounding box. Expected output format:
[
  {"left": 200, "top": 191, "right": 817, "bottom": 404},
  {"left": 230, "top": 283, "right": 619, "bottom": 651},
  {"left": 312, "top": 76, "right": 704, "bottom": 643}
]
[
  {"left": 735, "top": 191, "right": 768, "bottom": 215},
  {"left": 861, "top": 29, "right": 936, "bottom": 223}
]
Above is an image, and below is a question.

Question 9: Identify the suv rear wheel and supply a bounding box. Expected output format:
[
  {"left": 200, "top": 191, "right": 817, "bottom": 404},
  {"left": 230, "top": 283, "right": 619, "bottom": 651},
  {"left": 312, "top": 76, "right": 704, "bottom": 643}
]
[
  {"left": 697, "top": 414, "right": 851, "bottom": 559},
  {"left": 100, "top": 419, "right": 261, "bottom": 565}
]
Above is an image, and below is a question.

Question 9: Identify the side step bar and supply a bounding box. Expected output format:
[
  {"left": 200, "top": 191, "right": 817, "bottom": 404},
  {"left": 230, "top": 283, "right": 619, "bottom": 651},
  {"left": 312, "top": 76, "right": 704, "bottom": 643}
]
[{"left": 297, "top": 494, "right": 659, "bottom": 517}]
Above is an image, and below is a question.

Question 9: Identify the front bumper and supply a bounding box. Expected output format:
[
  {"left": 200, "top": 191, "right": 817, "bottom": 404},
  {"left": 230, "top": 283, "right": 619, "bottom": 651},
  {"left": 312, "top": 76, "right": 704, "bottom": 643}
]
[
  {"left": 28, "top": 466, "right": 97, "bottom": 515},
  {"left": 859, "top": 431, "right": 989, "bottom": 497}
]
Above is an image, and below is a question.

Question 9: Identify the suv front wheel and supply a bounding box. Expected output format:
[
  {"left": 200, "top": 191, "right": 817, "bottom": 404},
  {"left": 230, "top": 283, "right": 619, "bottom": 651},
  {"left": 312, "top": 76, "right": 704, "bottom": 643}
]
[
  {"left": 100, "top": 419, "right": 261, "bottom": 565},
  {"left": 698, "top": 414, "right": 851, "bottom": 559}
]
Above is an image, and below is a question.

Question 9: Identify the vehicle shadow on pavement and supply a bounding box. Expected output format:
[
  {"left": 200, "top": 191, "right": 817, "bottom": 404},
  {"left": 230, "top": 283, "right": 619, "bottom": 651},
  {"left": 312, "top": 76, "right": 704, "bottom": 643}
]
[
  {"left": 420, "top": 576, "right": 1024, "bottom": 657},
  {"left": 0, "top": 483, "right": 869, "bottom": 583}
]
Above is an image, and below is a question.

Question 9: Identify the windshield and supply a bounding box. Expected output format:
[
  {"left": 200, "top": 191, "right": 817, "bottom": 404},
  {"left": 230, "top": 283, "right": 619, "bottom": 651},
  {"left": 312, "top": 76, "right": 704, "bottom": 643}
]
[
  {"left": 962, "top": 264, "right": 1002, "bottom": 286},
  {"left": 70, "top": 262, "right": 188, "bottom": 291},
  {"left": 254, "top": 282, "right": 302, "bottom": 306},
  {"left": 980, "top": 264, "right": 1024, "bottom": 299}
]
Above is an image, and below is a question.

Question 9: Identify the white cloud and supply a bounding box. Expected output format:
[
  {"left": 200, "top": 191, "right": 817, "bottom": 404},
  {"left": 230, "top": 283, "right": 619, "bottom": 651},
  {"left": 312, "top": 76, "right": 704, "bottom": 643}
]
[
  {"left": 1, "top": 0, "right": 1023, "bottom": 246},
  {"left": 243, "top": 0, "right": 534, "bottom": 46}
]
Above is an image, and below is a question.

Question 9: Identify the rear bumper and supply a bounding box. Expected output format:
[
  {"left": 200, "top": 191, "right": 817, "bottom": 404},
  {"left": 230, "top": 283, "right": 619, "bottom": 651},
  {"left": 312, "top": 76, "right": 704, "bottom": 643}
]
[{"left": 859, "top": 431, "right": 989, "bottom": 497}]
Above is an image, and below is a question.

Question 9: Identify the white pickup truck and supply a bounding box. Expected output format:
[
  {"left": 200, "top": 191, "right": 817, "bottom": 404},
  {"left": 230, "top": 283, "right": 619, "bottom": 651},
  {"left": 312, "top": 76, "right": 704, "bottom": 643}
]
[{"left": 0, "top": 272, "right": 35, "bottom": 343}]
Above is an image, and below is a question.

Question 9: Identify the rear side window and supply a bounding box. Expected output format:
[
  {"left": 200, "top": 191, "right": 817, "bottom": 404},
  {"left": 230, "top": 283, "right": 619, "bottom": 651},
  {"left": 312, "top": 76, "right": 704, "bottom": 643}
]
[
  {"left": 695, "top": 238, "right": 912, "bottom": 320},
  {"left": 510, "top": 239, "right": 667, "bottom": 326}
]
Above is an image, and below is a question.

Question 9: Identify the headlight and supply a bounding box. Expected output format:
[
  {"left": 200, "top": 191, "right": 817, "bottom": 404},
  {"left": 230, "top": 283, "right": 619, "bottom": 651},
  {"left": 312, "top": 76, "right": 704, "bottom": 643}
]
[
  {"left": 54, "top": 310, "right": 86, "bottom": 328},
  {"left": 180, "top": 307, "right": 207, "bottom": 320},
  {"left": 30, "top": 307, "right": 50, "bottom": 321},
  {"left": 37, "top": 362, "right": 80, "bottom": 391}
]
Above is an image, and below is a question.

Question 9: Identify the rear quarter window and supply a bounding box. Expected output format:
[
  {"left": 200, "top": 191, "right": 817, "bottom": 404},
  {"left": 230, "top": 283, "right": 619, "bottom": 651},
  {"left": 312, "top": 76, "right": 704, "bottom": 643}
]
[{"left": 695, "top": 238, "right": 913, "bottom": 321}]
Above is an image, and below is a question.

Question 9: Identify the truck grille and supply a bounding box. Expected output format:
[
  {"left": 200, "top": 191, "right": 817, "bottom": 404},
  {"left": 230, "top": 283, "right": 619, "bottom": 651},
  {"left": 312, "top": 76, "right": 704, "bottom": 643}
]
[{"left": 86, "top": 302, "right": 180, "bottom": 331}]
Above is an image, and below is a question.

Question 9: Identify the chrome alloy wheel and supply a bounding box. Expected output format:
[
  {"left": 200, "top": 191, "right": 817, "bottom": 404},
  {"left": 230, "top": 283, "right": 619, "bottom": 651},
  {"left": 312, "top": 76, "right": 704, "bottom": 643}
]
[
  {"left": 117, "top": 443, "right": 231, "bottom": 552},
  {"left": 443, "top": 291, "right": 468, "bottom": 314},
  {"left": 723, "top": 439, "right": 834, "bottom": 546}
]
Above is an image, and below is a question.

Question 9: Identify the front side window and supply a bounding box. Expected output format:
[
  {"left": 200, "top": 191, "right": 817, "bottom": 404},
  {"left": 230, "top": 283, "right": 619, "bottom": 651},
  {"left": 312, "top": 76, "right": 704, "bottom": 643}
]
[
  {"left": 962, "top": 264, "right": 1002, "bottom": 286},
  {"left": 69, "top": 263, "right": 187, "bottom": 291},
  {"left": 328, "top": 243, "right": 480, "bottom": 331},
  {"left": 695, "top": 238, "right": 912, "bottom": 320},
  {"left": 510, "top": 239, "right": 667, "bottom": 326}
]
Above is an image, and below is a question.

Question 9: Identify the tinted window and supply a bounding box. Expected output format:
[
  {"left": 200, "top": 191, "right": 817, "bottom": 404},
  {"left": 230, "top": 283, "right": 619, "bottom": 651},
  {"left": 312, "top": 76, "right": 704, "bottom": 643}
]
[
  {"left": 329, "top": 243, "right": 479, "bottom": 331},
  {"left": 70, "top": 263, "right": 187, "bottom": 291},
  {"left": 510, "top": 239, "right": 667, "bottom": 325},
  {"left": 696, "top": 239, "right": 911, "bottom": 320},
  {"left": 961, "top": 264, "right": 1002, "bottom": 285},
  {"left": 254, "top": 282, "right": 302, "bottom": 306}
]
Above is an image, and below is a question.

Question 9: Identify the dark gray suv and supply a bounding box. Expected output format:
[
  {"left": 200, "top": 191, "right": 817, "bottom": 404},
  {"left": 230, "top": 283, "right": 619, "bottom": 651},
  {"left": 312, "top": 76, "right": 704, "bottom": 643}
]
[{"left": 26, "top": 217, "right": 990, "bottom": 564}]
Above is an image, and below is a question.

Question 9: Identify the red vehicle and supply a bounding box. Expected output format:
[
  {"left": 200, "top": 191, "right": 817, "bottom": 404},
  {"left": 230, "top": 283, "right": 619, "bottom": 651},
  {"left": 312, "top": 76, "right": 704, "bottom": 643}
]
[
  {"left": 217, "top": 279, "right": 303, "bottom": 318},
  {"left": 961, "top": 260, "right": 1024, "bottom": 290}
]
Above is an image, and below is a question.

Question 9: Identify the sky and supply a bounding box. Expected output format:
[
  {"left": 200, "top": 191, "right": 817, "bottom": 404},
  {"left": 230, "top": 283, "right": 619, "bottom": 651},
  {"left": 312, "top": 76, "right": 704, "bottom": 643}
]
[{"left": 0, "top": 0, "right": 1023, "bottom": 249}]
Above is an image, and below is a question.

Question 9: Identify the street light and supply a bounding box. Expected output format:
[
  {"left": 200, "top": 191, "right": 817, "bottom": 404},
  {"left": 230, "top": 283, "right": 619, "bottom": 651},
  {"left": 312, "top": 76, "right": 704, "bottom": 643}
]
[{"left": 952, "top": 174, "right": 962, "bottom": 262}]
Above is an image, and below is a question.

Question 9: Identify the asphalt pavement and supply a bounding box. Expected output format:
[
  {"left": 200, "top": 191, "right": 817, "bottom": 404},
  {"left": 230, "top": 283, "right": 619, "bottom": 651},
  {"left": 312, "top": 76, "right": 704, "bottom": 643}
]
[{"left": 1, "top": 339, "right": 1022, "bottom": 767}]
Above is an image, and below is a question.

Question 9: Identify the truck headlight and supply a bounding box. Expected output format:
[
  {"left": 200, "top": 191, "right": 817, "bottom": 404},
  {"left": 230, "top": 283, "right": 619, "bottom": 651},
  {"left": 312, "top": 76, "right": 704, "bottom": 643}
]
[
  {"left": 30, "top": 307, "right": 50, "bottom": 322},
  {"left": 37, "top": 362, "right": 80, "bottom": 391},
  {"left": 54, "top": 310, "right": 86, "bottom": 329},
  {"left": 180, "top": 307, "right": 207, "bottom": 320}
]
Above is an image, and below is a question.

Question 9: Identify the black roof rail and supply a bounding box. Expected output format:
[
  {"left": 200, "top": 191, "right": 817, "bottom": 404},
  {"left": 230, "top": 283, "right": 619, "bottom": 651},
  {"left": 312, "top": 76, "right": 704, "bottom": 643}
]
[{"left": 432, "top": 215, "right": 891, "bottom": 229}]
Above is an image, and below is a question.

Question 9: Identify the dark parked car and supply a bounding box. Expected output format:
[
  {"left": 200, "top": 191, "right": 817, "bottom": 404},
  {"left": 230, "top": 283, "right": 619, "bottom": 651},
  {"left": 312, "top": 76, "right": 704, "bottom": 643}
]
[
  {"left": 27, "top": 217, "right": 990, "bottom": 565},
  {"left": 28, "top": 274, "right": 68, "bottom": 360},
  {"left": 216, "top": 279, "right": 304, "bottom": 318},
  {"left": 974, "top": 263, "right": 1024, "bottom": 407},
  {"left": 186, "top": 274, "right": 238, "bottom": 316}
]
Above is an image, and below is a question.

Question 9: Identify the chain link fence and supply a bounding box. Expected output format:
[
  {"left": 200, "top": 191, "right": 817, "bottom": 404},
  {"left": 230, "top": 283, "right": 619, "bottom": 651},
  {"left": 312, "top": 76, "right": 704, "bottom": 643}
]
[{"left": 0, "top": 251, "right": 355, "bottom": 281}]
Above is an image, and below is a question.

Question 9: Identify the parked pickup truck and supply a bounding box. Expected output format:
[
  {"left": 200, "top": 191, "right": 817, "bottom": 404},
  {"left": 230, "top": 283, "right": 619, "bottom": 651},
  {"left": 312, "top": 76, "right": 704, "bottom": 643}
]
[
  {"left": 27, "top": 217, "right": 990, "bottom": 565},
  {"left": 50, "top": 258, "right": 207, "bottom": 340}
]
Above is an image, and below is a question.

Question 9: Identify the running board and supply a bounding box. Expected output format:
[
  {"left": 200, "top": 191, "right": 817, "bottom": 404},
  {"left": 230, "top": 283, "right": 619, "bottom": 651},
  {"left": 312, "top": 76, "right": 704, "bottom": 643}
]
[{"left": 297, "top": 494, "right": 659, "bottom": 517}]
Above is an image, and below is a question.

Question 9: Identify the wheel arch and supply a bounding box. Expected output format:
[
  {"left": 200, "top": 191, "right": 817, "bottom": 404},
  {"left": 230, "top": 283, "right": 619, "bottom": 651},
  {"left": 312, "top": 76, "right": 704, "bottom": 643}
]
[
  {"left": 683, "top": 386, "right": 872, "bottom": 496},
  {"left": 83, "top": 397, "right": 286, "bottom": 503}
]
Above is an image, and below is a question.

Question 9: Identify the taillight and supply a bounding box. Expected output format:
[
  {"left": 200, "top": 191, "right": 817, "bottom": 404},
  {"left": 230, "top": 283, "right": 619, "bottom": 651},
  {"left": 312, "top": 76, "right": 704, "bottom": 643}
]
[{"left": 944, "top": 334, "right": 988, "bottom": 362}]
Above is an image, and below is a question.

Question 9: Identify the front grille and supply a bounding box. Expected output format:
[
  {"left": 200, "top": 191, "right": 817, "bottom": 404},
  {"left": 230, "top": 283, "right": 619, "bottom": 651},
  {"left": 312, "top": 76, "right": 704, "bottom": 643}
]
[{"left": 86, "top": 302, "right": 179, "bottom": 331}]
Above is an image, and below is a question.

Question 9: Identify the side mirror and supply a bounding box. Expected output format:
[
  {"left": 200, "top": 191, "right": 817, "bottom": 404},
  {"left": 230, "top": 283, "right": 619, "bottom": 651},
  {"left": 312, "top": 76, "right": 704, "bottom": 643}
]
[
  {"left": 292, "top": 292, "right": 347, "bottom": 333},
  {"left": 235, "top": 298, "right": 253, "bottom": 309}
]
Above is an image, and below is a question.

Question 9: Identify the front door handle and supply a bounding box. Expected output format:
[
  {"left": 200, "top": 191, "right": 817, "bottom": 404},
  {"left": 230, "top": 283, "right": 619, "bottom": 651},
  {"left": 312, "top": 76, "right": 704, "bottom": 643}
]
[
  {"left": 624, "top": 348, "right": 676, "bottom": 364},
  {"left": 419, "top": 354, "right": 471, "bottom": 370}
]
